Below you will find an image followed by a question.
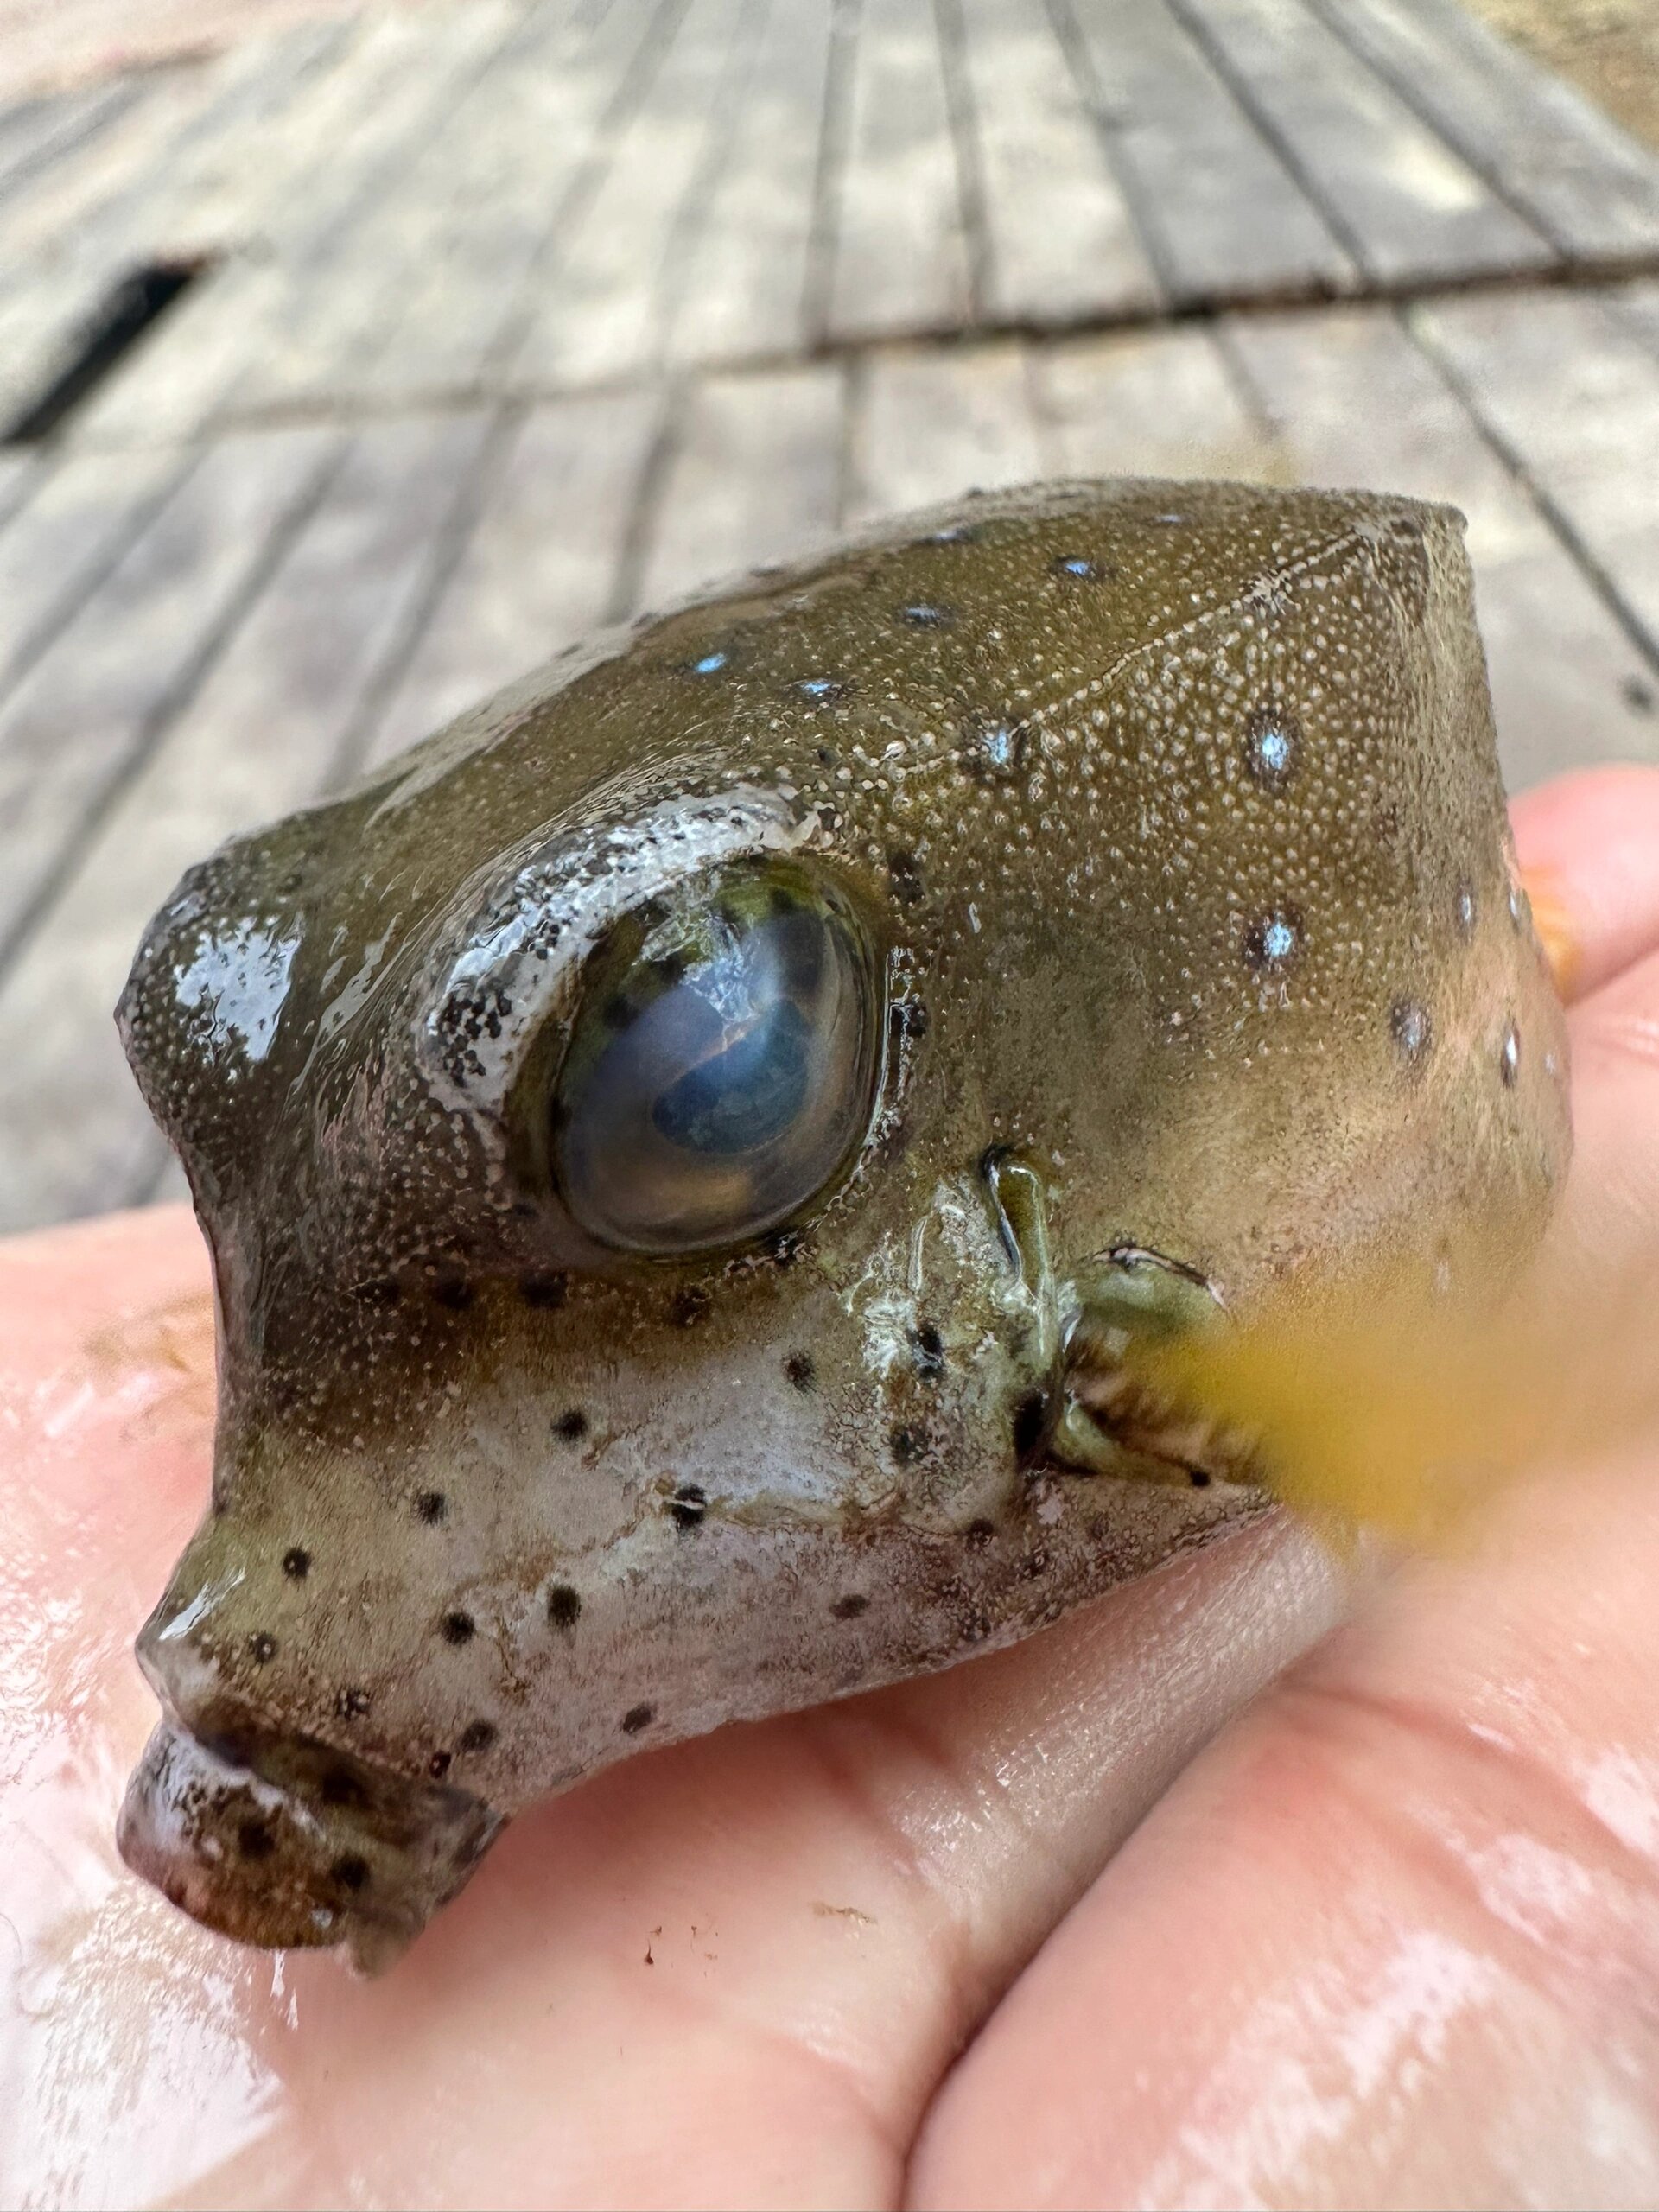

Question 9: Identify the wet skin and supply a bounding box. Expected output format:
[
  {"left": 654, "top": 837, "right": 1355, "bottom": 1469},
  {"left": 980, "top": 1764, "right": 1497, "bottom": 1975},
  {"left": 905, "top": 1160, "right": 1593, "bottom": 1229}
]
[{"left": 114, "top": 478, "right": 1570, "bottom": 1967}]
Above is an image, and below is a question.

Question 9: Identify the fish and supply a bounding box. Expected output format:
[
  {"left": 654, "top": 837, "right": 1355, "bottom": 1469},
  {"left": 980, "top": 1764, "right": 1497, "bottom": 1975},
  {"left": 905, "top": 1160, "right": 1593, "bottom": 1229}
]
[{"left": 113, "top": 477, "right": 1570, "bottom": 1971}]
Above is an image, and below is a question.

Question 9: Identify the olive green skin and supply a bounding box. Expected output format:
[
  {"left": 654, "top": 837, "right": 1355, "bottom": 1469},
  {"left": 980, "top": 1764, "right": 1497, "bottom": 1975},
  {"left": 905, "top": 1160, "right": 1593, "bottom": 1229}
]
[{"left": 116, "top": 479, "right": 1569, "bottom": 1969}]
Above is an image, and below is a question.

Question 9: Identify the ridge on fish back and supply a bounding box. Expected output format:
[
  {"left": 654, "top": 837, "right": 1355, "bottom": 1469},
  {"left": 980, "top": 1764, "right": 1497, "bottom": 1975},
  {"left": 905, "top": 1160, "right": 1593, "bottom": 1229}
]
[{"left": 112, "top": 477, "right": 1570, "bottom": 1971}]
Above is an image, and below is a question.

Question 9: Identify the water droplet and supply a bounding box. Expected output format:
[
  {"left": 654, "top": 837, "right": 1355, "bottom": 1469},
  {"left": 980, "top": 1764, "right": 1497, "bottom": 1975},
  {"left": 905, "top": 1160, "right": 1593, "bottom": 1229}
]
[
  {"left": 1499, "top": 1021, "right": 1521, "bottom": 1087},
  {"left": 690, "top": 650, "right": 728, "bottom": 676},
  {"left": 899, "top": 602, "right": 952, "bottom": 628},
  {"left": 1454, "top": 879, "right": 1477, "bottom": 936},
  {"left": 797, "top": 675, "right": 846, "bottom": 703},
  {"left": 1052, "top": 555, "right": 1098, "bottom": 580},
  {"left": 1389, "top": 996, "right": 1433, "bottom": 1063}
]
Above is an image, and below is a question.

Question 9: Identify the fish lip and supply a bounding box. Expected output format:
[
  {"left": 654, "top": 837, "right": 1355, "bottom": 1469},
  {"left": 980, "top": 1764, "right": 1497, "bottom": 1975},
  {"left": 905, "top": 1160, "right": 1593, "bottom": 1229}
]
[
  {"left": 118, "top": 1716, "right": 502, "bottom": 1975},
  {"left": 1046, "top": 1245, "right": 1263, "bottom": 1490}
]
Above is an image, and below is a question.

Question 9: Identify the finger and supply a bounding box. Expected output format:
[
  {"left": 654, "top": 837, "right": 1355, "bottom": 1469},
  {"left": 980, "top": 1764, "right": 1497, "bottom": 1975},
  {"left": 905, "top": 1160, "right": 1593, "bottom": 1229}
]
[
  {"left": 1, "top": 1199, "right": 1352, "bottom": 2209},
  {"left": 909, "top": 942, "right": 1659, "bottom": 2210},
  {"left": 1511, "top": 763, "right": 1659, "bottom": 1003}
]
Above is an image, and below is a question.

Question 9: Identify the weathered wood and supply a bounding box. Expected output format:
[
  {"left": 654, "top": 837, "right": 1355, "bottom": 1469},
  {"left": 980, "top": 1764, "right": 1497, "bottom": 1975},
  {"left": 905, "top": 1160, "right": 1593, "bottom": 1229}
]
[
  {"left": 954, "top": 0, "right": 1160, "bottom": 325},
  {"left": 639, "top": 362, "right": 845, "bottom": 607},
  {"left": 0, "top": 443, "right": 186, "bottom": 702},
  {"left": 360, "top": 387, "right": 663, "bottom": 769},
  {"left": 826, "top": 0, "right": 976, "bottom": 344},
  {"left": 509, "top": 0, "right": 760, "bottom": 391},
  {"left": 1163, "top": 0, "right": 1554, "bottom": 287},
  {"left": 342, "top": 0, "right": 655, "bottom": 406},
  {"left": 1225, "top": 302, "right": 1659, "bottom": 789},
  {"left": 1413, "top": 286, "right": 1659, "bottom": 664},
  {"left": 665, "top": 0, "right": 836, "bottom": 369},
  {"left": 0, "top": 76, "right": 143, "bottom": 207},
  {"left": 1056, "top": 0, "right": 1355, "bottom": 307},
  {"left": 847, "top": 339, "right": 1045, "bottom": 520},
  {"left": 1309, "top": 0, "right": 1659, "bottom": 265},
  {"left": 71, "top": 7, "right": 524, "bottom": 443},
  {"left": 0, "top": 426, "right": 341, "bottom": 963},
  {"left": 1032, "top": 322, "right": 1285, "bottom": 481},
  {"left": 1615, "top": 277, "right": 1659, "bottom": 359},
  {"left": 0, "top": 410, "right": 498, "bottom": 1233}
]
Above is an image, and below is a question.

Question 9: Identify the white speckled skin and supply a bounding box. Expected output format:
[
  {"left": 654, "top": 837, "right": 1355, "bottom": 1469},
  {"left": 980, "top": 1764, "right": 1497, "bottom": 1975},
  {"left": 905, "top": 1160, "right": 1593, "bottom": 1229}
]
[{"left": 114, "top": 479, "right": 1569, "bottom": 1968}]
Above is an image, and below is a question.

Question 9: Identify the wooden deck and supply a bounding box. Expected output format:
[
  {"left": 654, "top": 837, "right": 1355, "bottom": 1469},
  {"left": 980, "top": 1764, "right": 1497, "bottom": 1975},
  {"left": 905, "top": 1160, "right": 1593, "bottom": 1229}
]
[{"left": 2, "top": 0, "right": 1658, "bottom": 1231}]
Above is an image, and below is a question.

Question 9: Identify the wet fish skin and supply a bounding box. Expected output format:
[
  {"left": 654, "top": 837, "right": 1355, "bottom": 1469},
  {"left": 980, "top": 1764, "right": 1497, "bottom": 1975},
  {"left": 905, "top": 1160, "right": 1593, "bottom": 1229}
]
[{"left": 113, "top": 478, "right": 1569, "bottom": 1969}]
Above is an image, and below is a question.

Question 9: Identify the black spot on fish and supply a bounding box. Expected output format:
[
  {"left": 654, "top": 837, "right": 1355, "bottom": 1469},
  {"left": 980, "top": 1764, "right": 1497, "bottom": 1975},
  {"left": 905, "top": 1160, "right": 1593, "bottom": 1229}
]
[
  {"left": 887, "top": 849, "right": 925, "bottom": 906},
  {"left": 247, "top": 1632, "right": 276, "bottom": 1664},
  {"left": 891, "top": 998, "right": 930, "bottom": 1040},
  {"left": 553, "top": 1408, "right": 588, "bottom": 1443},
  {"left": 442, "top": 1611, "right": 475, "bottom": 1645},
  {"left": 764, "top": 1227, "right": 806, "bottom": 1267},
  {"left": 353, "top": 1275, "right": 401, "bottom": 1308},
  {"left": 336, "top": 1688, "right": 372, "bottom": 1719},
  {"left": 331, "top": 1853, "right": 370, "bottom": 1892},
  {"left": 459, "top": 1719, "right": 497, "bottom": 1755},
  {"left": 785, "top": 1351, "right": 816, "bottom": 1391},
  {"left": 671, "top": 1284, "right": 712, "bottom": 1327},
  {"left": 547, "top": 1584, "right": 582, "bottom": 1629},
  {"left": 620, "top": 1703, "right": 654, "bottom": 1734},
  {"left": 429, "top": 1267, "right": 474, "bottom": 1311},
  {"left": 890, "top": 1425, "right": 926, "bottom": 1466},
  {"left": 283, "top": 1546, "right": 310, "bottom": 1581},
  {"left": 831, "top": 1593, "right": 869, "bottom": 1620},
  {"left": 238, "top": 1818, "right": 276, "bottom": 1860},
  {"left": 428, "top": 1751, "right": 453, "bottom": 1780},
  {"left": 321, "top": 1768, "right": 367, "bottom": 1810},
  {"left": 965, "top": 1518, "right": 996, "bottom": 1545},
  {"left": 912, "top": 1323, "right": 945, "bottom": 1380},
  {"left": 416, "top": 1489, "right": 448, "bottom": 1524},
  {"left": 520, "top": 1269, "right": 568, "bottom": 1309},
  {"left": 670, "top": 1484, "right": 707, "bottom": 1529},
  {"left": 1012, "top": 1391, "right": 1047, "bottom": 1459}
]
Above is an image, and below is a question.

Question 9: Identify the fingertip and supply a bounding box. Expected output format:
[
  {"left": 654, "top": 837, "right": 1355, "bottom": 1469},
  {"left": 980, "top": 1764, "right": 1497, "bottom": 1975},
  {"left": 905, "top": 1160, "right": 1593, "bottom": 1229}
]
[{"left": 1511, "top": 765, "right": 1659, "bottom": 1003}]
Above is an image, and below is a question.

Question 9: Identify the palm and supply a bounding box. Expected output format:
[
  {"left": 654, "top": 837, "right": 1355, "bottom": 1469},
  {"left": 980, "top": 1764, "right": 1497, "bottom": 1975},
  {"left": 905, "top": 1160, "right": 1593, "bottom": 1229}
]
[{"left": 6, "top": 766, "right": 1659, "bottom": 2210}]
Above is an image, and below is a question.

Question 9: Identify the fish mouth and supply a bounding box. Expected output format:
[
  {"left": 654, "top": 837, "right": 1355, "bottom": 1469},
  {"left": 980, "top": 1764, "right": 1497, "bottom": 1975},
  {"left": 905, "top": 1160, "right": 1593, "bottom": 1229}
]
[
  {"left": 1043, "top": 1245, "right": 1264, "bottom": 1492},
  {"left": 118, "top": 1716, "right": 502, "bottom": 1974}
]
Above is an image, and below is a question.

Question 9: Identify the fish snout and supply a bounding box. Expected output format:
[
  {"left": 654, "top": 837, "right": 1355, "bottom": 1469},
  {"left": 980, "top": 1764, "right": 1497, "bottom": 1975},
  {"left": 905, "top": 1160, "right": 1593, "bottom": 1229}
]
[{"left": 118, "top": 1713, "right": 501, "bottom": 1974}]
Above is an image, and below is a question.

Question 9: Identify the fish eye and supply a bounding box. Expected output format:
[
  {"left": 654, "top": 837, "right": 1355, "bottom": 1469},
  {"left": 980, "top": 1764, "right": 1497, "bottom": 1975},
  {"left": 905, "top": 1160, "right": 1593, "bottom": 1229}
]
[{"left": 552, "top": 860, "right": 883, "bottom": 1254}]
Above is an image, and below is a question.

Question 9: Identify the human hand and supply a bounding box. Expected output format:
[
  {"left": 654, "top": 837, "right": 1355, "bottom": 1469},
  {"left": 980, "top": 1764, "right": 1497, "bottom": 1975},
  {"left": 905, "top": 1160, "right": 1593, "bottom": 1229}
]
[{"left": 5, "top": 765, "right": 1659, "bottom": 2210}]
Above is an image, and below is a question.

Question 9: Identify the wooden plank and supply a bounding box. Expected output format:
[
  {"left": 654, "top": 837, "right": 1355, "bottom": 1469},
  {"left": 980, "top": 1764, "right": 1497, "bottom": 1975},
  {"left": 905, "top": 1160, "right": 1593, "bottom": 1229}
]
[
  {"left": 0, "top": 443, "right": 186, "bottom": 702},
  {"left": 510, "top": 0, "right": 757, "bottom": 393},
  {"left": 0, "top": 65, "right": 217, "bottom": 267},
  {"left": 1308, "top": 0, "right": 1659, "bottom": 264},
  {"left": 1616, "top": 277, "right": 1659, "bottom": 359},
  {"left": 665, "top": 0, "right": 836, "bottom": 369},
  {"left": 360, "top": 386, "right": 663, "bottom": 770},
  {"left": 0, "top": 425, "right": 341, "bottom": 963},
  {"left": 639, "top": 361, "right": 845, "bottom": 608},
  {"left": 846, "top": 339, "right": 1046, "bottom": 521},
  {"left": 346, "top": 0, "right": 663, "bottom": 408},
  {"left": 0, "top": 410, "right": 498, "bottom": 1233},
  {"left": 1161, "top": 0, "right": 1555, "bottom": 287},
  {"left": 72, "top": 7, "right": 521, "bottom": 445},
  {"left": 1031, "top": 323, "right": 1286, "bottom": 481},
  {"left": 1413, "top": 286, "right": 1659, "bottom": 664},
  {"left": 953, "top": 0, "right": 1160, "bottom": 325},
  {"left": 1056, "top": 0, "right": 1355, "bottom": 306},
  {"left": 1224, "top": 302, "right": 1659, "bottom": 790},
  {"left": 826, "top": 0, "right": 976, "bottom": 344},
  {"left": 0, "top": 76, "right": 142, "bottom": 207},
  {"left": 217, "top": 0, "right": 529, "bottom": 416}
]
